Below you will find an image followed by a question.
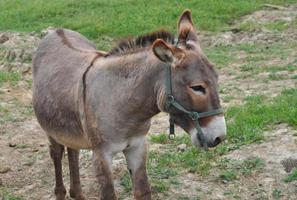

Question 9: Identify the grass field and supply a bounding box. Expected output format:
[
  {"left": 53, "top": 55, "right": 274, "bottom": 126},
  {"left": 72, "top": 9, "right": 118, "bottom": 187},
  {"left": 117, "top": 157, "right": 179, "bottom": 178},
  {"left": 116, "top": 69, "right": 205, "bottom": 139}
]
[
  {"left": 0, "top": 0, "right": 295, "bottom": 39},
  {"left": 0, "top": 0, "right": 297, "bottom": 199}
]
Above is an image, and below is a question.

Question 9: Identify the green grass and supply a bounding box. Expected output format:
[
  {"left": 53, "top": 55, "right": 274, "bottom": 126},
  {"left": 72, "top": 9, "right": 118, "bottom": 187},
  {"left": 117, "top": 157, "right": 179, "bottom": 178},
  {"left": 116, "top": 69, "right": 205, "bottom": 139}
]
[
  {"left": 120, "top": 172, "right": 132, "bottom": 193},
  {"left": 265, "top": 21, "right": 290, "bottom": 31},
  {"left": 147, "top": 88, "right": 297, "bottom": 178},
  {"left": 263, "top": 65, "right": 297, "bottom": 73},
  {"left": 283, "top": 169, "right": 297, "bottom": 183},
  {"left": 204, "top": 45, "right": 236, "bottom": 69},
  {"left": 0, "top": 72, "right": 21, "bottom": 86},
  {"left": 206, "top": 42, "right": 297, "bottom": 71},
  {"left": 238, "top": 17, "right": 296, "bottom": 32},
  {"left": 267, "top": 73, "right": 285, "bottom": 80},
  {"left": 0, "top": 98, "right": 33, "bottom": 125},
  {"left": 120, "top": 159, "right": 179, "bottom": 197},
  {"left": 238, "top": 22, "right": 263, "bottom": 32},
  {"left": 240, "top": 157, "right": 265, "bottom": 175},
  {"left": 272, "top": 189, "right": 282, "bottom": 199},
  {"left": 218, "top": 157, "right": 265, "bottom": 182},
  {"left": 150, "top": 134, "right": 169, "bottom": 144},
  {"left": 15, "top": 143, "right": 30, "bottom": 149},
  {"left": 219, "top": 170, "right": 237, "bottom": 181},
  {"left": 0, "top": 0, "right": 295, "bottom": 41},
  {"left": 292, "top": 74, "right": 297, "bottom": 79},
  {"left": 227, "top": 89, "right": 297, "bottom": 145},
  {"left": 0, "top": 189, "right": 22, "bottom": 200}
]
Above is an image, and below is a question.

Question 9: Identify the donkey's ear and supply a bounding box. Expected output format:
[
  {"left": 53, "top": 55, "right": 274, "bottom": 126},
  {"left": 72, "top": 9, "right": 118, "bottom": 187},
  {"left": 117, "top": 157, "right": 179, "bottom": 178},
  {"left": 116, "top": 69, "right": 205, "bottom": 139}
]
[
  {"left": 178, "top": 9, "right": 194, "bottom": 32},
  {"left": 177, "top": 10, "right": 199, "bottom": 47},
  {"left": 152, "top": 39, "right": 174, "bottom": 63},
  {"left": 152, "top": 39, "right": 184, "bottom": 65}
]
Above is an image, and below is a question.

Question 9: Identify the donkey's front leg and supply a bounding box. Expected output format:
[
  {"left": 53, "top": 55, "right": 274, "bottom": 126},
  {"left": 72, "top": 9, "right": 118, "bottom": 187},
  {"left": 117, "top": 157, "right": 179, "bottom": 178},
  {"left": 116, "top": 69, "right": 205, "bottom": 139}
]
[
  {"left": 124, "top": 136, "right": 151, "bottom": 200},
  {"left": 92, "top": 148, "right": 116, "bottom": 200}
]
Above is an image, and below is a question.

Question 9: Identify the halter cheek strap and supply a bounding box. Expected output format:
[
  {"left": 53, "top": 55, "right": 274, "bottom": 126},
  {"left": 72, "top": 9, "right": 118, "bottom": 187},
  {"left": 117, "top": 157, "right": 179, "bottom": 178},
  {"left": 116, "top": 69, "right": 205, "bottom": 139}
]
[{"left": 164, "top": 64, "right": 224, "bottom": 151}]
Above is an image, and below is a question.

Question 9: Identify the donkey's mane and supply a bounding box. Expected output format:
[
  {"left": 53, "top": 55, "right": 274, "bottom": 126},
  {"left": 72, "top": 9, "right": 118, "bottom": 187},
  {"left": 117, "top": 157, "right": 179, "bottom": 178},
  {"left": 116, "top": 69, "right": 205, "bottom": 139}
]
[{"left": 107, "top": 30, "right": 175, "bottom": 56}]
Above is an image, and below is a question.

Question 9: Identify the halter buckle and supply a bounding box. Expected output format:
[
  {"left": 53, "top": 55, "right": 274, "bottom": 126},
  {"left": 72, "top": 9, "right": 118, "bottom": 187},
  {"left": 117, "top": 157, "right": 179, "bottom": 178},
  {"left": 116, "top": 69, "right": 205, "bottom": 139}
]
[
  {"left": 167, "top": 95, "right": 175, "bottom": 103},
  {"left": 168, "top": 133, "right": 175, "bottom": 140},
  {"left": 168, "top": 122, "right": 175, "bottom": 140}
]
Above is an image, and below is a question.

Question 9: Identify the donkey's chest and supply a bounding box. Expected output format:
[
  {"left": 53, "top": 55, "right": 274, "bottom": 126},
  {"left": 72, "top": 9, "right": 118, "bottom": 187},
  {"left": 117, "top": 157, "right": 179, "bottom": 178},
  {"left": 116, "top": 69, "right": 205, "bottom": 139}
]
[{"left": 105, "top": 135, "right": 147, "bottom": 154}]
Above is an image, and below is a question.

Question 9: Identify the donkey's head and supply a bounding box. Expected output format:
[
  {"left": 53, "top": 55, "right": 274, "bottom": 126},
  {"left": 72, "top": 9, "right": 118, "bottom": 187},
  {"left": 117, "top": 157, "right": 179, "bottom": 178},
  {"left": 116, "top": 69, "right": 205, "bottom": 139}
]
[{"left": 153, "top": 10, "right": 226, "bottom": 149}]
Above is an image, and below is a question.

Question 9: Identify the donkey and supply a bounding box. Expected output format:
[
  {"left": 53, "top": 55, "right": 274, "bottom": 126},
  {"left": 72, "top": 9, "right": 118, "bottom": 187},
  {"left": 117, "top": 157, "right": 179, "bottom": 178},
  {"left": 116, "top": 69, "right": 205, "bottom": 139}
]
[{"left": 33, "top": 10, "right": 226, "bottom": 200}]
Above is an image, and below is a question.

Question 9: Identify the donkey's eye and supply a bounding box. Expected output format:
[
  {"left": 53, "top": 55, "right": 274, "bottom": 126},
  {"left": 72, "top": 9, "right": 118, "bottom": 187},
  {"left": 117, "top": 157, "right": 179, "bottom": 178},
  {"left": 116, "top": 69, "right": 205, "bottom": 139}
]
[{"left": 190, "top": 85, "right": 206, "bottom": 95}]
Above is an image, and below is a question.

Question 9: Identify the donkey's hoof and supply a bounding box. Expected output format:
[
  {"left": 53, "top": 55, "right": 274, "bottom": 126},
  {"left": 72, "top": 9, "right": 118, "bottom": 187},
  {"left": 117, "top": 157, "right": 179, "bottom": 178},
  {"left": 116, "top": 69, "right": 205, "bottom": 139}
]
[
  {"left": 69, "top": 189, "right": 86, "bottom": 200},
  {"left": 55, "top": 187, "right": 66, "bottom": 200},
  {"left": 73, "top": 194, "right": 86, "bottom": 200},
  {"left": 55, "top": 195, "right": 66, "bottom": 200}
]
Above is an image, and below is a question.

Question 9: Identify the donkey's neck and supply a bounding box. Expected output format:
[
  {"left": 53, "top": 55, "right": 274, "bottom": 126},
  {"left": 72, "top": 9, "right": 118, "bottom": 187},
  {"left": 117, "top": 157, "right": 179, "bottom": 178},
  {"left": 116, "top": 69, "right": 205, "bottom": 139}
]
[{"left": 105, "top": 51, "right": 166, "bottom": 120}]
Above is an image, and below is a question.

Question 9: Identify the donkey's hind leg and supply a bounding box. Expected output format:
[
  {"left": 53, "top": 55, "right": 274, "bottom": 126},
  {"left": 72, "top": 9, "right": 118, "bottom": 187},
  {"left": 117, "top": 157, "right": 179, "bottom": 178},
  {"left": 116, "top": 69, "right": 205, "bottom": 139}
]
[
  {"left": 49, "top": 137, "right": 66, "bottom": 200},
  {"left": 67, "top": 148, "right": 86, "bottom": 200}
]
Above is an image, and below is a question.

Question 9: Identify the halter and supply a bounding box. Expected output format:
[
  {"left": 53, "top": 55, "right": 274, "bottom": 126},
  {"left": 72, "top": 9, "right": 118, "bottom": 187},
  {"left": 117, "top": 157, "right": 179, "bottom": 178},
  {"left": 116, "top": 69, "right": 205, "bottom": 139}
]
[{"left": 164, "top": 64, "right": 224, "bottom": 150}]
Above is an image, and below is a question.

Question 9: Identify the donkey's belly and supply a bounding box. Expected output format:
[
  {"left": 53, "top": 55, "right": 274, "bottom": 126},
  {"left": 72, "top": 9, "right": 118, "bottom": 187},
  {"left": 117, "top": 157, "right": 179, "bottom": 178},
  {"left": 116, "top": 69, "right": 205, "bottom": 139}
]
[{"left": 48, "top": 130, "right": 92, "bottom": 149}]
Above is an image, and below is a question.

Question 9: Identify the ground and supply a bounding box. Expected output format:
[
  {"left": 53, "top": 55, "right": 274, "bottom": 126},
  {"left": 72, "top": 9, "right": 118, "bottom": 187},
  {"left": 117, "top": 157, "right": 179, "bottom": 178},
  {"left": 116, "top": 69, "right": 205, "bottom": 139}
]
[{"left": 0, "top": 4, "right": 297, "bottom": 200}]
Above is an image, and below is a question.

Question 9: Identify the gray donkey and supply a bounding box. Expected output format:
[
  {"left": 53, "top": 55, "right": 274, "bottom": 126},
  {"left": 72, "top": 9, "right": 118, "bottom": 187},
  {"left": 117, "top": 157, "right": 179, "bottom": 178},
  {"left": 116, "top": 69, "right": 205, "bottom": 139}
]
[{"left": 33, "top": 10, "right": 226, "bottom": 200}]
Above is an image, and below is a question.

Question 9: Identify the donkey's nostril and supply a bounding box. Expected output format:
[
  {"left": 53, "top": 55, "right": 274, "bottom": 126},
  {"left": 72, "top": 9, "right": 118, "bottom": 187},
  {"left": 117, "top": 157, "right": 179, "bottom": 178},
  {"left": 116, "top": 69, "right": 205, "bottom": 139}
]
[
  {"left": 208, "top": 137, "right": 222, "bottom": 147},
  {"left": 213, "top": 137, "right": 222, "bottom": 146}
]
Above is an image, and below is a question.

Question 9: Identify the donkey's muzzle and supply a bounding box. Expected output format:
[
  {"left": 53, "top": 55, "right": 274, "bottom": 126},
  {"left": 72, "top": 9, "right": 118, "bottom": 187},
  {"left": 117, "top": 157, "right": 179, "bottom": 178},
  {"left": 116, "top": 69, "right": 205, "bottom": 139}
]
[{"left": 199, "top": 115, "right": 227, "bottom": 149}]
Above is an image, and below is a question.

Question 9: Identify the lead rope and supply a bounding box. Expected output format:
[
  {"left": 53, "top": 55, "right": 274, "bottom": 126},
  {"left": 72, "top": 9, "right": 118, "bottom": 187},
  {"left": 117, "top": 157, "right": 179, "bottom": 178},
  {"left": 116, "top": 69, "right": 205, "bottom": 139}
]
[
  {"left": 169, "top": 117, "right": 175, "bottom": 139},
  {"left": 166, "top": 64, "right": 176, "bottom": 140}
]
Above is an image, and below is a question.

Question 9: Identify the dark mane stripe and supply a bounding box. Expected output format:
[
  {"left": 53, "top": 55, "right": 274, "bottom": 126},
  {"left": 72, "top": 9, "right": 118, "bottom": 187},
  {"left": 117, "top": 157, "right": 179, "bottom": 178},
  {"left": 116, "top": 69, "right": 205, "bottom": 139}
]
[{"left": 107, "top": 30, "right": 175, "bottom": 56}]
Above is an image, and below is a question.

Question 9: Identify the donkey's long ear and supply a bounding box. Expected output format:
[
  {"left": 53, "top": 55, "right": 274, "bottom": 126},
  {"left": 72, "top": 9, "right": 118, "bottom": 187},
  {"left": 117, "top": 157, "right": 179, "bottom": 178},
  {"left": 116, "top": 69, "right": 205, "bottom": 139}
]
[
  {"left": 152, "top": 39, "right": 184, "bottom": 65},
  {"left": 177, "top": 10, "right": 199, "bottom": 48}
]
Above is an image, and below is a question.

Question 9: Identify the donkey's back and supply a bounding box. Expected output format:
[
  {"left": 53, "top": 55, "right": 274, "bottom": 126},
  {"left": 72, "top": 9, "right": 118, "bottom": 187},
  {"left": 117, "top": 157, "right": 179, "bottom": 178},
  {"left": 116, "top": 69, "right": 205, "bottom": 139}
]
[{"left": 33, "top": 29, "right": 98, "bottom": 149}]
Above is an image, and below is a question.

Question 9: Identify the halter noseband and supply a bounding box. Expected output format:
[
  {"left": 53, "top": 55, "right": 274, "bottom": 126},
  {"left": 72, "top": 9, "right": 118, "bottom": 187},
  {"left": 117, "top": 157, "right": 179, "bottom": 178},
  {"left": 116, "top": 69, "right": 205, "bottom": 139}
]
[{"left": 164, "top": 64, "right": 224, "bottom": 150}]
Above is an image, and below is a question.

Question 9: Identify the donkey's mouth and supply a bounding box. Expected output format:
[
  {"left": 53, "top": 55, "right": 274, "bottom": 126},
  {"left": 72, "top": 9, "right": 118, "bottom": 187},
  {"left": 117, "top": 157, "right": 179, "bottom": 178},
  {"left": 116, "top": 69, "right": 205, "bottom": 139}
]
[
  {"left": 189, "top": 117, "right": 226, "bottom": 149},
  {"left": 189, "top": 128, "right": 206, "bottom": 149},
  {"left": 192, "top": 133, "right": 222, "bottom": 149}
]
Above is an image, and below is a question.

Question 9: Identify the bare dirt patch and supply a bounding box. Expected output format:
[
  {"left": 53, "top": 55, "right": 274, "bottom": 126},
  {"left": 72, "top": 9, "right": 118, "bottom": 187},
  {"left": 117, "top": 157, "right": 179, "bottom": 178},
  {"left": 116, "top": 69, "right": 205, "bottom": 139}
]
[
  {"left": 1, "top": 4, "right": 297, "bottom": 200},
  {"left": 199, "top": 4, "right": 297, "bottom": 47},
  {"left": 0, "top": 32, "right": 40, "bottom": 74}
]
